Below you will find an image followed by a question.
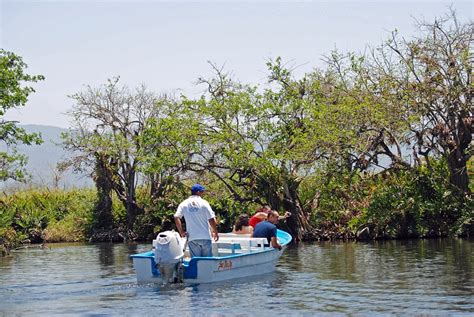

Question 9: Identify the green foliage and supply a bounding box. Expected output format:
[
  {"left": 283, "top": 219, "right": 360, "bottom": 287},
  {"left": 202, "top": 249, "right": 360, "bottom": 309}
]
[
  {"left": 131, "top": 186, "right": 179, "bottom": 240},
  {"left": 305, "top": 165, "right": 373, "bottom": 238},
  {"left": 468, "top": 158, "right": 474, "bottom": 193},
  {"left": 0, "top": 49, "right": 45, "bottom": 113},
  {"left": 324, "top": 11, "right": 473, "bottom": 192},
  {"left": 363, "top": 161, "right": 472, "bottom": 238},
  {"left": 3, "top": 12, "right": 472, "bottom": 249},
  {"left": 203, "top": 179, "right": 257, "bottom": 232},
  {"left": 44, "top": 212, "right": 91, "bottom": 242},
  {"left": 0, "top": 227, "right": 26, "bottom": 256},
  {"left": 63, "top": 78, "right": 186, "bottom": 232},
  {"left": 308, "top": 158, "right": 472, "bottom": 239},
  {"left": 0, "top": 188, "right": 97, "bottom": 245},
  {"left": 0, "top": 50, "right": 44, "bottom": 181}
]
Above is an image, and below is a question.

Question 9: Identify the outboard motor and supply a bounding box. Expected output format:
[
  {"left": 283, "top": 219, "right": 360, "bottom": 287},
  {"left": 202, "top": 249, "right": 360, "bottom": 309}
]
[{"left": 153, "top": 230, "right": 185, "bottom": 283}]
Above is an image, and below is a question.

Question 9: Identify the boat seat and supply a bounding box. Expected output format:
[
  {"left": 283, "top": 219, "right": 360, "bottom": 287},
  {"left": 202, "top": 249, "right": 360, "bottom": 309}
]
[
  {"left": 213, "top": 242, "right": 241, "bottom": 255},
  {"left": 212, "top": 237, "right": 267, "bottom": 255},
  {"left": 219, "top": 233, "right": 252, "bottom": 238}
]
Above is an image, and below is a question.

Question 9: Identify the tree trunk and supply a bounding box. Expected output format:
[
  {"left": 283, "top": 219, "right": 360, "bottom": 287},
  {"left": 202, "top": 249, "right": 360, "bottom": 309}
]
[
  {"left": 446, "top": 111, "right": 472, "bottom": 194},
  {"left": 447, "top": 148, "right": 470, "bottom": 194},
  {"left": 93, "top": 155, "right": 113, "bottom": 229},
  {"left": 150, "top": 174, "right": 173, "bottom": 201},
  {"left": 125, "top": 200, "right": 144, "bottom": 232},
  {"left": 261, "top": 176, "right": 311, "bottom": 241},
  {"left": 280, "top": 180, "right": 311, "bottom": 241},
  {"left": 125, "top": 169, "right": 142, "bottom": 231}
]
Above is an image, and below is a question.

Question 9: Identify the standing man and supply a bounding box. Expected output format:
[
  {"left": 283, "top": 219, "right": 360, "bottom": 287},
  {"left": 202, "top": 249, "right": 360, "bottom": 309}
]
[
  {"left": 252, "top": 210, "right": 282, "bottom": 250},
  {"left": 174, "top": 184, "right": 219, "bottom": 258}
]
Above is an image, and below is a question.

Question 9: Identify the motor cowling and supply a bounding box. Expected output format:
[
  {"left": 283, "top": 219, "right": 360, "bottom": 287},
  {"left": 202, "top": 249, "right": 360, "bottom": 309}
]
[{"left": 152, "top": 230, "right": 185, "bottom": 283}]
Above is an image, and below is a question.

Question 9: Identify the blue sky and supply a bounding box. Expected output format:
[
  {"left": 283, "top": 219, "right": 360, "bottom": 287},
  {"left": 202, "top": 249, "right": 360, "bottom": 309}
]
[{"left": 1, "top": 0, "right": 472, "bottom": 128}]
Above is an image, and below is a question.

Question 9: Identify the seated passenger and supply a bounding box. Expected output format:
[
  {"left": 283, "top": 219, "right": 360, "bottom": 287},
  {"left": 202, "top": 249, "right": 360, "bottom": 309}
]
[
  {"left": 232, "top": 214, "right": 253, "bottom": 235},
  {"left": 252, "top": 210, "right": 282, "bottom": 250}
]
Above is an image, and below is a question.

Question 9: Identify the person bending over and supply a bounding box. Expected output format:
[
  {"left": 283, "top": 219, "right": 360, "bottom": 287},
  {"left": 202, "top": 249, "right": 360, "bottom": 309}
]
[{"left": 248, "top": 205, "right": 271, "bottom": 228}]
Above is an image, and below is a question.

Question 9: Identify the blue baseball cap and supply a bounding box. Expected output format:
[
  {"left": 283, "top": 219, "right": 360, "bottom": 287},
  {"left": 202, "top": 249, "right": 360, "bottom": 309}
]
[{"left": 191, "top": 184, "right": 205, "bottom": 194}]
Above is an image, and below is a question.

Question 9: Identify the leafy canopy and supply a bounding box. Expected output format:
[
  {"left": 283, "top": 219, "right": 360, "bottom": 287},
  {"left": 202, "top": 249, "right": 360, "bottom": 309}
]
[{"left": 0, "top": 49, "right": 44, "bottom": 181}]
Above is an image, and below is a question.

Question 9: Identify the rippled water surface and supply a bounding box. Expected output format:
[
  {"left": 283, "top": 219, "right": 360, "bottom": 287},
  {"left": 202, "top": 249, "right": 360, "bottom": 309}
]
[{"left": 1, "top": 239, "right": 472, "bottom": 316}]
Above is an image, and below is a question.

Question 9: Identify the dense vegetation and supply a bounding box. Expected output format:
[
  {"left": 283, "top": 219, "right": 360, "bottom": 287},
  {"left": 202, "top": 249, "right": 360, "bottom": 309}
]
[{"left": 1, "top": 11, "right": 472, "bottom": 255}]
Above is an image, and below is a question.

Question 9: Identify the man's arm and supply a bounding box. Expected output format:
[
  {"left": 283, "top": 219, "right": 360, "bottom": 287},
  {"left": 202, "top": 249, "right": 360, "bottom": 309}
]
[
  {"left": 278, "top": 211, "right": 291, "bottom": 221},
  {"left": 174, "top": 217, "right": 186, "bottom": 238},
  {"left": 208, "top": 218, "right": 219, "bottom": 241},
  {"left": 270, "top": 236, "right": 282, "bottom": 250}
]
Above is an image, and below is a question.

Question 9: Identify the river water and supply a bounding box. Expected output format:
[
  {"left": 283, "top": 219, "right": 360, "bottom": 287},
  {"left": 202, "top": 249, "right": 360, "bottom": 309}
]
[{"left": 0, "top": 238, "right": 472, "bottom": 316}]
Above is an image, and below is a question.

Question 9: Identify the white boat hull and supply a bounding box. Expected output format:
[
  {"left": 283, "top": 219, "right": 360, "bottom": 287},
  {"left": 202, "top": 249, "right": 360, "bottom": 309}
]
[{"left": 131, "top": 230, "right": 292, "bottom": 284}]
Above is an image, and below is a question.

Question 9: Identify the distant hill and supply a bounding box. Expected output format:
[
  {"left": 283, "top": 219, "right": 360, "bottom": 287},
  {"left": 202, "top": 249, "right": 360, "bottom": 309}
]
[{"left": 1, "top": 124, "right": 93, "bottom": 189}]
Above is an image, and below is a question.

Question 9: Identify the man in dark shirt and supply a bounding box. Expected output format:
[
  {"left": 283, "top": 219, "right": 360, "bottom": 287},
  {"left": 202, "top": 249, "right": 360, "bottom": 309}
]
[{"left": 252, "top": 210, "right": 282, "bottom": 250}]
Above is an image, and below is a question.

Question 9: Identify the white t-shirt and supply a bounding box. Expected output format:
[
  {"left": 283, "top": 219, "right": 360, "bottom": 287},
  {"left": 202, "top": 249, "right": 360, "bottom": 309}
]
[{"left": 174, "top": 195, "right": 215, "bottom": 241}]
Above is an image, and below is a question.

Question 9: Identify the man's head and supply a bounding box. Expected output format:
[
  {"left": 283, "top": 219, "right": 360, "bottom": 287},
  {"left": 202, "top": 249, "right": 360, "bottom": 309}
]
[
  {"left": 191, "top": 183, "right": 205, "bottom": 195},
  {"left": 267, "top": 210, "right": 280, "bottom": 224}
]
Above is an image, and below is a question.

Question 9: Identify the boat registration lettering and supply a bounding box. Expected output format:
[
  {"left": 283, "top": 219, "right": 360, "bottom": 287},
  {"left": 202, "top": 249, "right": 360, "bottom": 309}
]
[{"left": 217, "top": 260, "right": 233, "bottom": 271}]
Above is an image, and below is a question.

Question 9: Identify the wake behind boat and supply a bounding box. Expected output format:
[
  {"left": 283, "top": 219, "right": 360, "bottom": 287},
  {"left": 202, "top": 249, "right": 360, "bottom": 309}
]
[{"left": 131, "top": 229, "right": 292, "bottom": 284}]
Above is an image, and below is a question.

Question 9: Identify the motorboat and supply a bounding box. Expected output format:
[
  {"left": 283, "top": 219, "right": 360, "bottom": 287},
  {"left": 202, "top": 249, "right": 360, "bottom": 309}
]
[{"left": 130, "top": 229, "right": 292, "bottom": 284}]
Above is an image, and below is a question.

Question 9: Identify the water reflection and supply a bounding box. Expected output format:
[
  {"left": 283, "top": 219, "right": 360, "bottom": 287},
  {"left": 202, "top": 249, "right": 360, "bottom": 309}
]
[
  {"left": 95, "top": 242, "right": 140, "bottom": 279},
  {"left": 278, "top": 238, "right": 473, "bottom": 295},
  {"left": 0, "top": 252, "right": 15, "bottom": 275},
  {"left": 97, "top": 243, "right": 115, "bottom": 268},
  {"left": 0, "top": 238, "right": 472, "bottom": 316}
]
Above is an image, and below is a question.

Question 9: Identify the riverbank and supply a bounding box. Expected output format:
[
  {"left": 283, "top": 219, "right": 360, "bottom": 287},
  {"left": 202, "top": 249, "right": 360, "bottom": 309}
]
[
  {"left": 1, "top": 164, "right": 472, "bottom": 256},
  {"left": 2, "top": 221, "right": 472, "bottom": 257}
]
